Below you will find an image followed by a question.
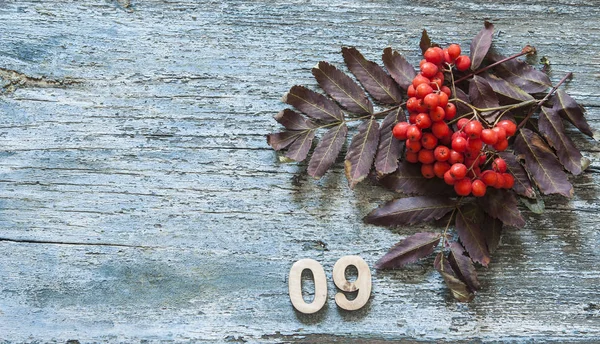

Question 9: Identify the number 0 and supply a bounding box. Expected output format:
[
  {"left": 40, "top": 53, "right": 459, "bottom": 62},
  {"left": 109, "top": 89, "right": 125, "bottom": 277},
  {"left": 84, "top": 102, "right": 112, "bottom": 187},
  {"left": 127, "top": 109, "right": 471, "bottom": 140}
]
[
  {"left": 332, "top": 255, "right": 371, "bottom": 311},
  {"left": 288, "top": 258, "right": 328, "bottom": 314}
]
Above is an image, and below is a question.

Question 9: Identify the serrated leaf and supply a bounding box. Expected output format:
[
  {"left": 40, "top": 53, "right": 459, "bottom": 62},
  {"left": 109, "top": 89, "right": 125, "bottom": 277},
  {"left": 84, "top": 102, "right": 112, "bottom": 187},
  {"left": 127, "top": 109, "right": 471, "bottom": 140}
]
[
  {"left": 364, "top": 196, "right": 455, "bottom": 226},
  {"left": 374, "top": 109, "right": 404, "bottom": 177},
  {"left": 434, "top": 253, "right": 475, "bottom": 303},
  {"left": 456, "top": 205, "right": 490, "bottom": 267},
  {"left": 480, "top": 189, "right": 526, "bottom": 228},
  {"left": 282, "top": 85, "right": 344, "bottom": 123},
  {"left": 307, "top": 123, "right": 348, "bottom": 178},
  {"left": 284, "top": 129, "right": 316, "bottom": 162},
  {"left": 345, "top": 118, "right": 379, "bottom": 188},
  {"left": 342, "top": 47, "right": 403, "bottom": 104},
  {"left": 274, "top": 109, "right": 317, "bottom": 130},
  {"left": 552, "top": 90, "right": 595, "bottom": 138},
  {"left": 497, "top": 151, "right": 536, "bottom": 198},
  {"left": 419, "top": 29, "right": 432, "bottom": 55},
  {"left": 448, "top": 242, "right": 480, "bottom": 291},
  {"left": 514, "top": 128, "right": 574, "bottom": 198},
  {"left": 539, "top": 107, "right": 583, "bottom": 175},
  {"left": 469, "top": 75, "right": 501, "bottom": 121},
  {"left": 454, "top": 88, "right": 472, "bottom": 116},
  {"left": 378, "top": 161, "right": 454, "bottom": 195},
  {"left": 312, "top": 61, "right": 373, "bottom": 115},
  {"left": 375, "top": 232, "right": 441, "bottom": 269},
  {"left": 470, "top": 21, "right": 494, "bottom": 70},
  {"left": 481, "top": 214, "right": 503, "bottom": 253},
  {"left": 520, "top": 195, "right": 545, "bottom": 214},
  {"left": 484, "top": 74, "right": 535, "bottom": 104},
  {"left": 266, "top": 130, "right": 307, "bottom": 151},
  {"left": 382, "top": 47, "right": 417, "bottom": 90},
  {"left": 488, "top": 53, "right": 551, "bottom": 93}
]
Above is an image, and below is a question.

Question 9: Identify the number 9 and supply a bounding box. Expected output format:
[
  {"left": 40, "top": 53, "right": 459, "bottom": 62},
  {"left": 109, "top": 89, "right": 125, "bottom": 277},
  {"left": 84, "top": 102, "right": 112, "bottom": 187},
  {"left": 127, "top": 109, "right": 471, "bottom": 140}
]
[{"left": 332, "top": 255, "right": 371, "bottom": 311}]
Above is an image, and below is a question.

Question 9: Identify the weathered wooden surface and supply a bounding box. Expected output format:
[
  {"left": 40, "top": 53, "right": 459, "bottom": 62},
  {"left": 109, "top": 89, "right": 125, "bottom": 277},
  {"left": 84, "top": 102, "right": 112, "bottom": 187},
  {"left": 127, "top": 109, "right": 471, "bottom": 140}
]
[{"left": 0, "top": 1, "right": 599, "bottom": 342}]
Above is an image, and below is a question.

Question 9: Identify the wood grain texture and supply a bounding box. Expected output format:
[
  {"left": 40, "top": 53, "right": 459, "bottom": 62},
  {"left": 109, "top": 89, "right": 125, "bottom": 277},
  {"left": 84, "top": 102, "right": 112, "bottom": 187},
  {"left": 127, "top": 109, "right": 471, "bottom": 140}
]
[{"left": 0, "top": 0, "right": 599, "bottom": 342}]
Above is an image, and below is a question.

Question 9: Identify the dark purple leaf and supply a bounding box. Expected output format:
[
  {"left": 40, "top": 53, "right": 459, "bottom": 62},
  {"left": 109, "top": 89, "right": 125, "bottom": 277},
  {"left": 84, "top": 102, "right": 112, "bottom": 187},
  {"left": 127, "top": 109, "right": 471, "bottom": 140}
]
[
  {"left": 312, "top": 61, "right": 373, "bottom": 115},
  {"left": 480, "top": 188, "right": 526, "bottom": 228},
  {"left": 456, "top": 204, "right": 490, "bottom": 267},
  {"left": 374, "top": 109, "right": 404, "bottom": 177},
  {"left": 484, "top": 74, "right": 534, "bottom": 104},
  {"left": 539, "top": 107, "right": 583, "bottom": 175},
  {"left": 497, "top": 151, "right": 536, "bottom": 199},
  {"left": 469, "top": 75, "right": 501, "bottom": 121},
  {"left": 282, "top": 85, "right": 344, "bottom": 123},
  {"left": 274, "top": 109, "right": 316, "bottom": 130},
  {"left": 364, "top": 196, "right": 455, "bottom": 226},
  {"left": 266, "top": 130, "right": 306, "bottom": 151},
  {"left": 434, "top": 253, "right": 475, "bottom": 303},
  {"left": 488, "top": 53, "right": 551, "bottom": 93},
  {"left": 470, "top": 21, "right": 494, "bottom": 70},
  {"left": 284, "top": 129, "right": 316, "bottom": 162},
  {"left": 382, "top": 47, "right": 417, "bottom": 90},
  {"left": 552, "top": 90, "right": 595, "bottom": 138},
  {"left": 307, "top": 123, "right": 348, "bottom": 178},
  {"left": 514, "top": 128, "right": 574, "bottom": 198},
  {"left": 481, "top": 213, "right": 503, "bottom": 254},
  {"left": 378, "top": 160, "right": 454, "bottom": 195},
  {"left": 345, "top": 118, "right": 379, "bottom": 188},
  {"left": 375, "top": 232, "right": 442, "bottom": 269},
  {"left": 448, "top": 242, "right": 480, "bottom": 291},
  {"left": 342, "top": 47, "right": 403, "bottom": 104},
  {"left": 454, "top": 88, "right": 472, "bottom": 117},
  {"left": 419, "top": 29, "right": 432, "bottom": 55}
]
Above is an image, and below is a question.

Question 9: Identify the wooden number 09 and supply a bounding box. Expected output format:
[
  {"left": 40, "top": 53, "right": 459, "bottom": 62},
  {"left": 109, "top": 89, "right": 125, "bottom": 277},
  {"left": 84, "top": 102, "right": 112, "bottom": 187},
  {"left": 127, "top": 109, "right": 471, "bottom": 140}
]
[{"left": 288, "top": 256, "right": 371, "bottom": 313}]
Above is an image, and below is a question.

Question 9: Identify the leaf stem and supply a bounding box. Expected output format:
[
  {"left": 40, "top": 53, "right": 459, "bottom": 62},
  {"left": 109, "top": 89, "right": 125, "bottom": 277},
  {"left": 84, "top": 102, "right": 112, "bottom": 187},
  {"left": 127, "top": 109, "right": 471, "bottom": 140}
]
[
  {"left": 454, "top": 47, "right": 535, "bottom": 84},
  {"left": 371, "top": 104, "right": 403, "bottom": 118},
  {"left": 516, "top": 72, "right": 572, "bottom": 131}
]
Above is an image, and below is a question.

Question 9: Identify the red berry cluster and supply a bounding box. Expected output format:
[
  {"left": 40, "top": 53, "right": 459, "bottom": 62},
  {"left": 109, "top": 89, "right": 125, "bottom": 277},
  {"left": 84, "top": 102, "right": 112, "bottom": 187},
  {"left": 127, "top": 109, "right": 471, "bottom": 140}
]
[{"left": 392, "top": 44, "right": 517, "bottom": 197}]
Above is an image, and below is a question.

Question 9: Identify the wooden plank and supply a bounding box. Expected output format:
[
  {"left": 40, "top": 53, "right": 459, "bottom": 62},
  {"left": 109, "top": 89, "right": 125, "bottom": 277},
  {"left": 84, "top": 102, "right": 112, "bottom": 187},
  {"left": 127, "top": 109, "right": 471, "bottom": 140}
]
[{"left": 0, "top": 0, "right": 599, "bottom": 342}]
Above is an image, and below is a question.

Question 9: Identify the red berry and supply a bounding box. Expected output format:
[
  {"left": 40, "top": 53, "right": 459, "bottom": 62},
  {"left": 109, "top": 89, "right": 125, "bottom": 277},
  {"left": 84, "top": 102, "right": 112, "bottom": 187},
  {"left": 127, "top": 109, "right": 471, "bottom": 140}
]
[
  {"left": 415, "top": 99, "right": 428, "bottom": 113},
  {"left": 447, "top": 44, "right": 461, "bottom": 61},
  {"left": 502, "top": 173, "right": 515, "bottom": 189},
  {"left": 497, "top": 120, "right": 517, "bottom": 137},
  {"left": 392, "top": 122, "right": 410, "bottom": 140},
  {"left": 429, "top": 106, "right": 446, "bottom": 122},
  {"left": 464, "top": 121, "right": 483, "bottom": 139},
  {"left": 412, "top": 74, "right": 430, "bottom": 88},
  {"left": 418, "top": 149, "right": 435, "bottom": 164},
  {"left": 443, "top": 170, "right": 456, "bottom": 185},
  {"left": 409, "top": 113, "right": 418, "bottom": 124},
  {"left": 434, "top": 161, "right": 451, "bottom": 178},
  {"left": 443, "top": 49, "right": 453, "bottom": 64},
  {"left": 444, "top": 103, "right": 457, "bottom": 120},
  {"left": 424, "top": 47, "right": 443, "bottom": 65},
  {"left": 494, "top": 173, "right": 505, "bottom": 189},
  {"left": 467, "top": 138, "right": 484, "bottom": 152},
  {"left": 406, "top": 139, "right": 422, "bottom": 153},
  {"left": 439, "top": 131, "right": 453, "bottom": 146},
  {"left": 421, "top": 163, "right": 435, "bottom": 179},
  {"left": 471, "top": 179, "right": 487, "bottom": 197},
  {"left": 448, "top": 150, "right": 465, "bottom": 164},
  {"left": 406, "top": 125, "right": 422, "bottom": 141},
  {"left": 421, "top": 132, "right": 438, "bottom": 150},
  {"left": 437, "top": 92, "right": 449, "bottom": 108},
  {"left": 431, "top": 121, "right": 450, "bottom": 139},
  {"left": 406, "top": 97, "right": 419, "bottom": 112},
  {"left": 492, "top": 158, "right": 507, "bottom": 173},
  {"left": 457, "top": 118, "right": 470, "bottom": 130},
  {"left": 440, "top": 86, "right": 452, "bottom": 97},
  {"left": 450, "top": 163, "right": 467, "bottom": 179},
  {"left": 480, "top": 170, "right": 498, "bottom": 186},
  {"left": 480, "top": 128, "right": 498, "bottom": 145},
  {"left": 420, "top": 62, "right": 438, "bottom": 78},
  {"left": 415, "top": 113, "right": 432, "bottom": 129},
  {"left": 455, "top": 55, "right": 471, "bottom": 71},
  {"left": 454, "top": 178, "right": 472, "bottom": 196},
  {"left": 423, "top": 93, "right": 439, "bottom": 109},
  {"left": 452, "top": 136, "right": 468, "bottom": 152},
  {"left": 493, "top": 139, "right": 509, "bottom": 152},
  {"left": 419, "top": 59, "right": 427, "bottom": 69},
  {"left": 407, "top": 85, "right": 416, "bottom": 97},
  {"left": 405, "top": 151, "right": 419, "bottom": 163},
  {"left": 434, "top": 145, "right": 450, "bottom": 161},
  {"left": 416, "top": 83, "right": 434, "bottom": 99},
  {"left": 492, "top": 126, "right": 507, "bottom": 142}
]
